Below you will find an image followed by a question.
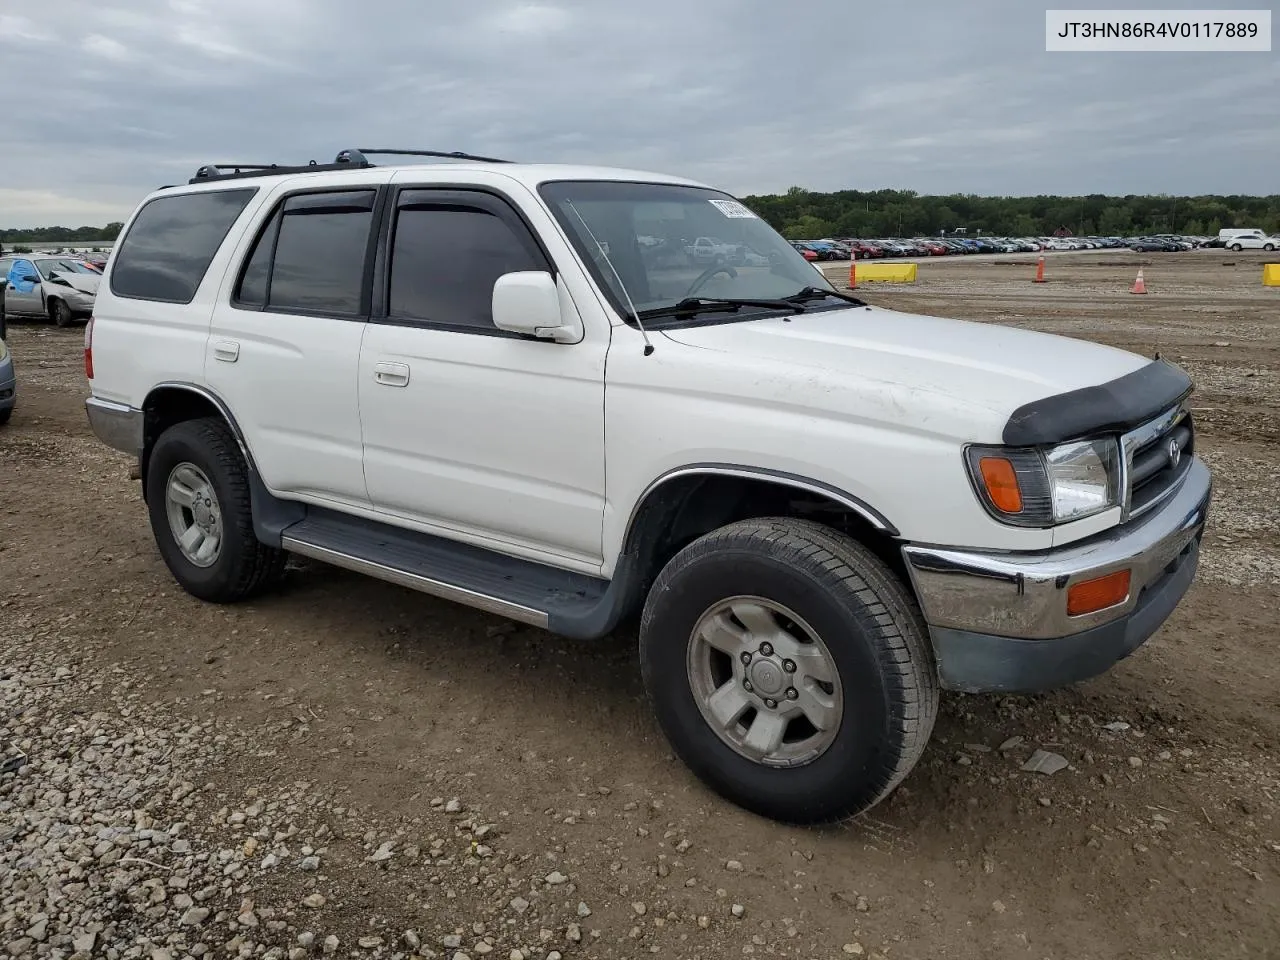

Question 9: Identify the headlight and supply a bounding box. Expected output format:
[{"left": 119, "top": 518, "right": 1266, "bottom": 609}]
[{"left": 965, "top": 438, "right": 1120, "bottom": 527}]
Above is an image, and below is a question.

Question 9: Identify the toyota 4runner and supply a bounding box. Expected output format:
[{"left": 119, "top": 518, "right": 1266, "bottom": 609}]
[{"left": 84, "top": 148, "right": 1212, "bottom": 824}]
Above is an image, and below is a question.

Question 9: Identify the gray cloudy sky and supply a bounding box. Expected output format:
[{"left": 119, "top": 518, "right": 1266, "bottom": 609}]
[{"left": 1, "top": 0, "right": 1275, "bottom": 227}]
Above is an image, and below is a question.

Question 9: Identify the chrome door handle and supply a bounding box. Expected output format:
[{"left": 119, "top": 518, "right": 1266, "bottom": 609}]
[
  {"left": 373, "top": 361, "right": 410, "bottom": 387},
  {"left": 213, "top": 340, "right": 239, "bottom": 362}
]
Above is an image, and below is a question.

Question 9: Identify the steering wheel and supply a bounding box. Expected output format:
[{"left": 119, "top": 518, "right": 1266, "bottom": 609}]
[{"left": 686, "top": 263, "right": 738, "bottom": 297}]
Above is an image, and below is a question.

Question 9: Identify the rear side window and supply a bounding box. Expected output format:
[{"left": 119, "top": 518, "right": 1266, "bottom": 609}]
[
  {"left": 110, "top": 189, "right": 257, "bottom": 303},
  {"left": 387, "top": 196, "right": 545, "bottom": 330},
  {"left": 234, "top": 189, "right": 375, "bottom": 316}
]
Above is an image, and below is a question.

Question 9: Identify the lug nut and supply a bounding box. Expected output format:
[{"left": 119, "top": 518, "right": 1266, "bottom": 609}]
[
  {"left": 740, "top": 652, "right": 752, "bottom": 665},
  {"left": 764, "top": 698, "right": 777, "bottom": 709},
  {"left": 786, "top": 687, "right": 798, "bottom": 700},
  {"left": 783, "top": 659, "right": 796, "bottom": 673},
  {"left": 743, "top": 680, "right": 753, "bottom": 692},
  {"left": 759, "top": 642, "right": 773, "bottom": 656}
]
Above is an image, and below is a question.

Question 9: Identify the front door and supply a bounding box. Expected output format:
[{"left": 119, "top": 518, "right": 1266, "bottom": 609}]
[
  {"left": 357, "top": 184, "right": 607, "bottom": 569},
  {"left": 4, "top": 259, "right": 42, "bottom": 315}
]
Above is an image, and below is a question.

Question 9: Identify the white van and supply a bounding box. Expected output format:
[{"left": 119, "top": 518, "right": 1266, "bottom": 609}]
[{"left": 1219, "top": 227, "right": 1264, "bottom": 242}]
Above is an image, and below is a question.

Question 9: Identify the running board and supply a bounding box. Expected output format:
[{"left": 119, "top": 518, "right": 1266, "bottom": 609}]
[{"left": 279, "top": 509, "right": 618, "bottom": 635}]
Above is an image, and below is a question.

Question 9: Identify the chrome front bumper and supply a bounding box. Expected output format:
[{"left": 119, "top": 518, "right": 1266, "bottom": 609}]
[
  {"left": 902, "top": 457, "right": 1211, "bottom": 692},
  {"left": 86, "top": 396, "right": 144, "bottom": 457}
]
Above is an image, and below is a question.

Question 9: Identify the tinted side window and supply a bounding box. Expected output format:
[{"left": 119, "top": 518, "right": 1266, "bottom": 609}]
[
  {"left": 234, "top": 212, "right": 281, "bottom": 308},
  {"left": 265, "top": 190, "right": 374, "bottom": 316},
  {"left": 389, "top": 203, "right": 542, "bottom": 329},
  {"left": 110, "top": 189, "right": 257, "bottom": 303}
]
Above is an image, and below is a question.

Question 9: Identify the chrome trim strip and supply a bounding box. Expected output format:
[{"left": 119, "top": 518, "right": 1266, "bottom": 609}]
[
  {"left": 280, "top": 536, "right": 550, "bottom": 628},
  {"left": 85, "top": 396, "right": 144, "bottom": 456},
  {"left": 624, "top": 464, "right": 896, "bottom": 547},
  {"left": 903, "top": 457, "right": 1210, "bottom": 640},
  {"left": 150, "top": 381, "right": 255, "bottom": 467}
]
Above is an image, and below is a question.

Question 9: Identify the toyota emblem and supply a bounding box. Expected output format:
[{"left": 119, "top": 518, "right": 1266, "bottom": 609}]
[{"left": 1166, "top": 436, "right": 1182, "bottom": 469}]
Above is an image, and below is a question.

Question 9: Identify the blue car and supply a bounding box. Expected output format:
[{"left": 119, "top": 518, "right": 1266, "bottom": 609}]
[
  {"left": 0, "top": 334, "right": 14, "bottom": 426},
  {"left": 0, "top": 277, "right": 11, "bottom": 423}
]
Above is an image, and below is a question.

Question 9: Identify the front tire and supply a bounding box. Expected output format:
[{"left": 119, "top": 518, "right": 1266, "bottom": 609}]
[
  {"left": 51, "top": 299, "right": 73, "bottom": 327},
  {"left": 145, "top": 417, "right": 285, "bottom": 603},
  {"left": 639, "top": 518, "right": 938, "bottom": 824}
]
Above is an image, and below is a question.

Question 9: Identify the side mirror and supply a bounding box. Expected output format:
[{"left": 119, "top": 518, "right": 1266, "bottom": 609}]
[
  {"left": 21, "top": 275, "right": 39, "bottom": 284},
  {"left": 492, "top": 271, "right": 583, "bottom": 344}
]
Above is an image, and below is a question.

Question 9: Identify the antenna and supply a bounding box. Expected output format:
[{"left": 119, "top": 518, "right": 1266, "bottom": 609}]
[{"left": 564, "top": 200, "right": 655, "bottom": 357}]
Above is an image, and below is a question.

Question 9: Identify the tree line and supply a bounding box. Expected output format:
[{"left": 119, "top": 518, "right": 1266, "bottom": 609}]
[
  {"left": 738, "top": 187, "right": 1280, "bottom": 240},
  {"left": 0, "top": 223, "right": 124, "bottom": 248},
  {"left": 5, "top": 189, "right": 1280, "bottom": 247}
]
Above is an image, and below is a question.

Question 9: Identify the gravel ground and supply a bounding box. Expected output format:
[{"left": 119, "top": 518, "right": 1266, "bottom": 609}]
[{"left": 3, "top": 248, "right": 1279, "bottom": 960}]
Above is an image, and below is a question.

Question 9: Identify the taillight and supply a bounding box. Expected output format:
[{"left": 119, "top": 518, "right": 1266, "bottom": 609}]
[{"left": 84, "top": 317, "right": 94, "bottom": 380}]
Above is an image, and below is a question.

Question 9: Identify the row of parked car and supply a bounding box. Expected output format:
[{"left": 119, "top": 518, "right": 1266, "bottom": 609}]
[{"left": 788, "top": 234, "right": 1227, "bottom": 261}]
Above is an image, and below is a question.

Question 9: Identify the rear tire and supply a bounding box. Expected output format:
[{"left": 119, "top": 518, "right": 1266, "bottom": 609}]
[
  {"left": 639, "top": 517, "right": 938, "bottom": 824},
  {"left": 145, "top": 417, "right": 286, "bottom": 603},
  {"left": 1230, "top": 243, "right": 1243, "bottom": 252}
]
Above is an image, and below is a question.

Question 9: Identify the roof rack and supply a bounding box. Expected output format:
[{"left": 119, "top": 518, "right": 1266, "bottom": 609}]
[
  {"left": 186, "top": 148, "right": 510, "bottom": 184},
  {"left": 189, "top": 159, "right": 367, "bottom": 184},
  {"left": 335, "top": 148, "right": 511, "bottom": 165}
]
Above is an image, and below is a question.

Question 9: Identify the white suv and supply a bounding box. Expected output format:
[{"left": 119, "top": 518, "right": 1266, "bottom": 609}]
[
  {"left": 85, "top": 148, "right": 1212, "bottom": 824},
  {"left": 1224, "top": 231, "right": 1278, "bottom": 251}
]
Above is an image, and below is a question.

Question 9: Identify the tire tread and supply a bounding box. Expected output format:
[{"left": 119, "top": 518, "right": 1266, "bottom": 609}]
[{"left": 640, "top": 516, "right": 939, "bottom": 823}]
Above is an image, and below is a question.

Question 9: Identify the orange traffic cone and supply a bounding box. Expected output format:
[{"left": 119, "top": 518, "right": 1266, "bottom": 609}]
[
  {"left": 1033, "top": 255, "right": 1045, "bottom": 283},
  {"left": 848, "top": 251, "right": 857, "bottom": 289},
  {"left": 1131, "top": 268, "right": 1147, "bottom": 294}
]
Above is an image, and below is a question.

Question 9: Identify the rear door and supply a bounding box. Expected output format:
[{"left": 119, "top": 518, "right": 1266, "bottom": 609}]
[{"left": 205, "top": 173, "right": 392, "bottom": 509}]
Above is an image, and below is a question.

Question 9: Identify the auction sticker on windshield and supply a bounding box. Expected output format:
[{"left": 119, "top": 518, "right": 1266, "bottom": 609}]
[{"left": 709, "top": 199, "right": 758, "bottom": 218}]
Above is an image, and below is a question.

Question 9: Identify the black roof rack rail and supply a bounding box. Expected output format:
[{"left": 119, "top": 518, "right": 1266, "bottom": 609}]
[
  {"left": 187, "top": 158, "right": 372, "bottom": 185},
  {"left": 184, "top": 148, "right": 508, "bottom": 186},
  {"left": 335, "top": 148, "right": 512, "bottom": 165}
]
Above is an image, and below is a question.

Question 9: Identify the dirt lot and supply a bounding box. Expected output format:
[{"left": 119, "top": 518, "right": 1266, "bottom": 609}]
[{"left": 3, "top": 249, "right": 1278, "bottom": 960}]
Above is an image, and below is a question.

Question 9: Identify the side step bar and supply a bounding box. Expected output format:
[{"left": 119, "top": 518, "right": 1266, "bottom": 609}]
[{"left": 278, "top": 509, "right": 630, "bottom": 638}]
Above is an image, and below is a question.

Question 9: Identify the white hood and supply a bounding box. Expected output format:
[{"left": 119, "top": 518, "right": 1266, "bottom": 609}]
[{"left": 658, "top": 304, "right": 1148, "bottom": 440}]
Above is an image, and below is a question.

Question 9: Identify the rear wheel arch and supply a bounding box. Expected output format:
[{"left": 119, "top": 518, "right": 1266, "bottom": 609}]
[{"left": 141, "top": 384, "right": 256, "bottom": 497}]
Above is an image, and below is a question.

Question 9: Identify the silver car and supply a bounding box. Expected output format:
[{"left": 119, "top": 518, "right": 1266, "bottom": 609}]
[{"left": 0, "top": 255, "right": 99, "bottom": 327}]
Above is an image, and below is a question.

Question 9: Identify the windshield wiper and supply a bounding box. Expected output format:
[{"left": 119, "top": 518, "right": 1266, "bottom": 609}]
[
  {"left": 782, "top": 286, "right": 868, "bottom": 307},
  {"left": 636, "top": 296, "right": 806, "bottom": 320}
]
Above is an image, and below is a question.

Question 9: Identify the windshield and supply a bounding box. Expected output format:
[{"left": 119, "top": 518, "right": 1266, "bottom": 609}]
[
  {"left": 36, "top": 259, "right": 94, "bottom": 279},
  {"left": 538, "top": 180, "right": 837, "bottom": 323}
]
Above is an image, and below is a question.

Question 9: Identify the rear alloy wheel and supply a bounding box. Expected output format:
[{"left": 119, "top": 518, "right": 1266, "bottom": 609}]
[
  {"left": 51, "top": 299, "right": 73, "bottom": 327},
  {"left": 146, "top": 417, "right": 286, "bottom": 602},
  {"left": 639, "top": 517, "right": 939, "bottom": 824}
]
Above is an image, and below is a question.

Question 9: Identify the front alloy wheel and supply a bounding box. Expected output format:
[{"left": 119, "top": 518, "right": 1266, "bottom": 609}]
[
  {"left": 687, "top": 596, "right": 842, "bottom": 767},
  {"left": 639, "top": 517, "right": 939, "bottom": 824}
]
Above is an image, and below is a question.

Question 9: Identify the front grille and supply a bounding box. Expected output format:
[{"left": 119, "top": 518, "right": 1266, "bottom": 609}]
[{"left": 1125, "top": 406, "right": 1194, "bottom": 519}]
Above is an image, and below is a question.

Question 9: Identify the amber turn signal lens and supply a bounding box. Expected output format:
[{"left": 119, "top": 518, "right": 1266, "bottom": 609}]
[
  {"left": 978, "top": 457, "right": 1023, "bottom": 513},
  {"left": 1067, "top": 569, "right": 1131, "bottom": 617}
]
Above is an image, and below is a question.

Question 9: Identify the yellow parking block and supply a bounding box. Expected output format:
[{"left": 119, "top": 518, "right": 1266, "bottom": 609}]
[
  {"left": 1264, "top": 263, "right": 1280, "bottom": 286},
  {"left": 854, "top": 262, "right": 918, "bottom": 283}
]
